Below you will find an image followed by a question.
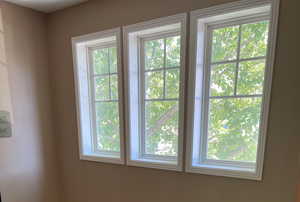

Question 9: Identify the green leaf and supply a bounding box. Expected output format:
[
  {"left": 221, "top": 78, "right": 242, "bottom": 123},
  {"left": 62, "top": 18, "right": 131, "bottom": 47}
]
[
  {"left": 96, "top": 102, "right": 120, "bottom": 152},
  {"left": 240, "top": 21, "right": 269, "bottom": 59},
  {"left": 207, "top": 97, "right": 262, "bottom": 162},
  {"left": 210, "top": 63, "right": 236, "bottom": 97},
  {"left": 145, "top": 39, "right": 164, "bottom": 69},
  {"left": 93, "top": 48, "right": 109, "bottom": 74},
  {"left": 237, "top": 60, "right": 265, "bottom": 95},
  {"left": 211, "top": 26, "right": 239, "bottom": 62}
]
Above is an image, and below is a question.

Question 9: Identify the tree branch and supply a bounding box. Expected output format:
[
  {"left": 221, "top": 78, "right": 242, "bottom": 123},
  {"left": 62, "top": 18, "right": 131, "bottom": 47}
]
[{"left": 146, "top": 104, "right": 178, "bottom": 137}]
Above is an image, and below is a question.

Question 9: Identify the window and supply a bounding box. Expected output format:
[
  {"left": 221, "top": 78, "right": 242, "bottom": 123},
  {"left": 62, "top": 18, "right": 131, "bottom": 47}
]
[
  {"left": 142, "top": 34, "right": 181, "bottom": 159},
  {"left": 71, "top": 1, "right": 279, "bottom": 179},
  {"left": 124, "top": 14, "right": 186, "bottom": 170},
  {"left": 72, "top": 28, "right": 125, "bottom": 164},
  {"left": 90, "top": 45, "right": 120, "bottom": 153},
  {"left": 186, "top": 0, "right": 279, "bottom": 180}
]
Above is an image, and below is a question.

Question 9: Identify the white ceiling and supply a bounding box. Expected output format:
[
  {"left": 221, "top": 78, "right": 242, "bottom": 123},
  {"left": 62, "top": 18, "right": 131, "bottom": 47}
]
[{"left": 4, "top": 0, "right": 88, "bottom": 13}]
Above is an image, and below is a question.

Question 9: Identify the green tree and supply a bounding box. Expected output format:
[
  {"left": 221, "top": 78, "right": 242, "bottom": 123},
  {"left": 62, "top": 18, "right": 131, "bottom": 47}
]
[
  {"left": 144, "top": 36, "right": 180, "bottom": 156},
  {"left": 93, "top": 47, "right": 120, "bottom": 152},
  {"left": 208, "top": 21, "right": 269, "bottom": 162},
  {"left": 92, "top": 20, "right": 269, "bottom": 161}
]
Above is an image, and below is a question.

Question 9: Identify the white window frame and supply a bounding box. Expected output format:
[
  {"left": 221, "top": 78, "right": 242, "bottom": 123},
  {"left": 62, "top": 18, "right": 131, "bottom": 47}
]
[
  {"left": 72, "top": 28, "right": 125, "bottom": 164},
  {"left": 123, "top": 14, "right": 187, "bottom": 171},
  {"left": 186, "top": 0, "right": 280, "bottom": 180},
  {"left": 140, "top": 31, "right": 181, "bottom": 162}
]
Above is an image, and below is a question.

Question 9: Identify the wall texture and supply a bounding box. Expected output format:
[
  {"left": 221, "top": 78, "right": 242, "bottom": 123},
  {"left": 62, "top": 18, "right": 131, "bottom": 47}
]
[
  {"left": 46, "top": 0, "right": 300, "bottom": 202},
  {"left": 0, "top": 2, "right": 61, "bottom": 202}
]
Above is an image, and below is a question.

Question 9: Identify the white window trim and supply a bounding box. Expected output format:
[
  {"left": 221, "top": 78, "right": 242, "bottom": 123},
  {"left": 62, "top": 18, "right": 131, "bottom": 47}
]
[
  {"left": 72, "top": 28, "right": 125, "bottom": 165},
  {"left": 186, "top": 0, "right": 280, "bottom": 180},
  {"left": 123, "top": 13, "right": 187, "bottom": 171}
]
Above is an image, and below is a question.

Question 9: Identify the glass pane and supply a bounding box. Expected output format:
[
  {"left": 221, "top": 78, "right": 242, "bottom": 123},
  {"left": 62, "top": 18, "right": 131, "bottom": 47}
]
[
  {"left": 95, "top": 102, "right": 120, "bottom": 152},
  {"left": 145, "top": 71, "right": 164, "bottom": 99},
  {"left": 145, "top": 39, "right": 164, "bottom": 69},
  {"left": 237, "top": 60, "right": 265, "bottom": 95},
  {"left": 94, "top": 76, "right": 110, "bottom": 100},
  {"left": 211, "top": 25, "right": 239, "bottom": 62},
  {"left": 110, "top": 74, "right": 118, "bottom": 100},
  {"left": 207, "top": 97, "right": 262, "bottom": 162},
  {"left": 109, "top": 47, "right": 118, "bottom": 73},
  {"left": 166, "top": 36, "right": 181, "bottom": 67},
  {"left": 145, "top": 101, "right": 179, "bottom": 156},
  {"left": 240, "top": 21, "right": 269, "bottom": 59},
  {"left": 93, "top": 48, "right": 109, "bottom": 74},
  {"left": 210, "top": 63, "right": 236, "bottom": 97},
  {"left": 166, "top": 68, "right": 180, "bottom": 99}
]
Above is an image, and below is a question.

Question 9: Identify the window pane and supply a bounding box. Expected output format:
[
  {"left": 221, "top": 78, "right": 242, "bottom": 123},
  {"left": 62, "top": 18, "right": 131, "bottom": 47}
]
[
  {"left": 166, "top": 68, "right": 180, "bottom": 99},
  {"left": 237, "top": 60, "right": 265, "bottom": 95},
  {"left": 210, "top": 63, "right": 236, "bottom": 97},
  {"left": 240, "top": 21, "right": 269, "bottom": 59},
  {"left": 109, "top": 47, "right": 118, "bottom": 73},
  {"left": 211, "top": 26, "right": 239, "bottom": 62},
  {"left": 145, "top": 71, "right": 164, "bottom": 99},
  {"left": 110, "top": 74, "right": 118, "bottom": 100},
  {"left": 166, "top": 36, "right": 181, "bottom": 67},
  {"left": 93, "top": 48, "right": 109, "bottom": 74},
  {"left": 145, "top": 101, "right": 179, "bottom": 156},
  {"left": 145, "top": 39, "right": 164, "bottom": 69},
  {"left": 94, "top": 76, "right": 110, "bottom": 100},
  {"left": 207, "top": 97, "right": 262, "bottom": 162},
  {"left": 95, "top": 102, "right": 120, "bottom": 152}
]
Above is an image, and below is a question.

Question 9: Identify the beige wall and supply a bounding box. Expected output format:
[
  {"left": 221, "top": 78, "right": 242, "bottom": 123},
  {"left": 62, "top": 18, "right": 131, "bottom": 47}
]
[
  {"left": 0, "top": 0, "right": 298, "bottom": 202},
  {"left": 46, "top": 0, "right": 300, "bottom": 202},
  {"left": 0, "top": 2, "right": 61, "bottom": 202}
]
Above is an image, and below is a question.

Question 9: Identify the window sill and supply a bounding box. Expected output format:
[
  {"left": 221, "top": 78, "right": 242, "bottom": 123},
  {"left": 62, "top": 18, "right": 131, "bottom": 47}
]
[
  {"left": 80, "top": 152, "right": 124, "bottom": 165},
  {"left": 127, "top": 158, "right": 181, "bottom": 171},
  {"left": 186, "top": 162, "right": 260, "bottom": 180}
]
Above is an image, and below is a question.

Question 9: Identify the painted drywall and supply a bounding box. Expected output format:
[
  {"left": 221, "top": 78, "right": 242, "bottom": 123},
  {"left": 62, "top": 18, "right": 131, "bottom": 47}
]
[
  {"left": 47, "top": 0, "right": 300, "bottom": 202},
  {"left": 0, "top": 2, "right": 61, "bottom": 202}
]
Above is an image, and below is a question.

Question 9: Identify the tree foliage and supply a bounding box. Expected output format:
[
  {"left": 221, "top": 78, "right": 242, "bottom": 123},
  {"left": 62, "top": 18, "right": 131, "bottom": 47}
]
[
  {"left": 93, "top": 47, "right": 120, "bottom": 152},
  {"left": 208, "top": 21, "right": 269, "bottom": 162},
  {"left": 144, "top": 36, "right": 180, "bottom": 156},
  {"left": 91, "top": 20, "right": 269, "bottom": 161}
]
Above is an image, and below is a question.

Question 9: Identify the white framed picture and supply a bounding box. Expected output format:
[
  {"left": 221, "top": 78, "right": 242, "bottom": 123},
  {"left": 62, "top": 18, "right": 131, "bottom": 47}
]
[{"left": 0, "top": 110, "right": 12, "bottom": 137}]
